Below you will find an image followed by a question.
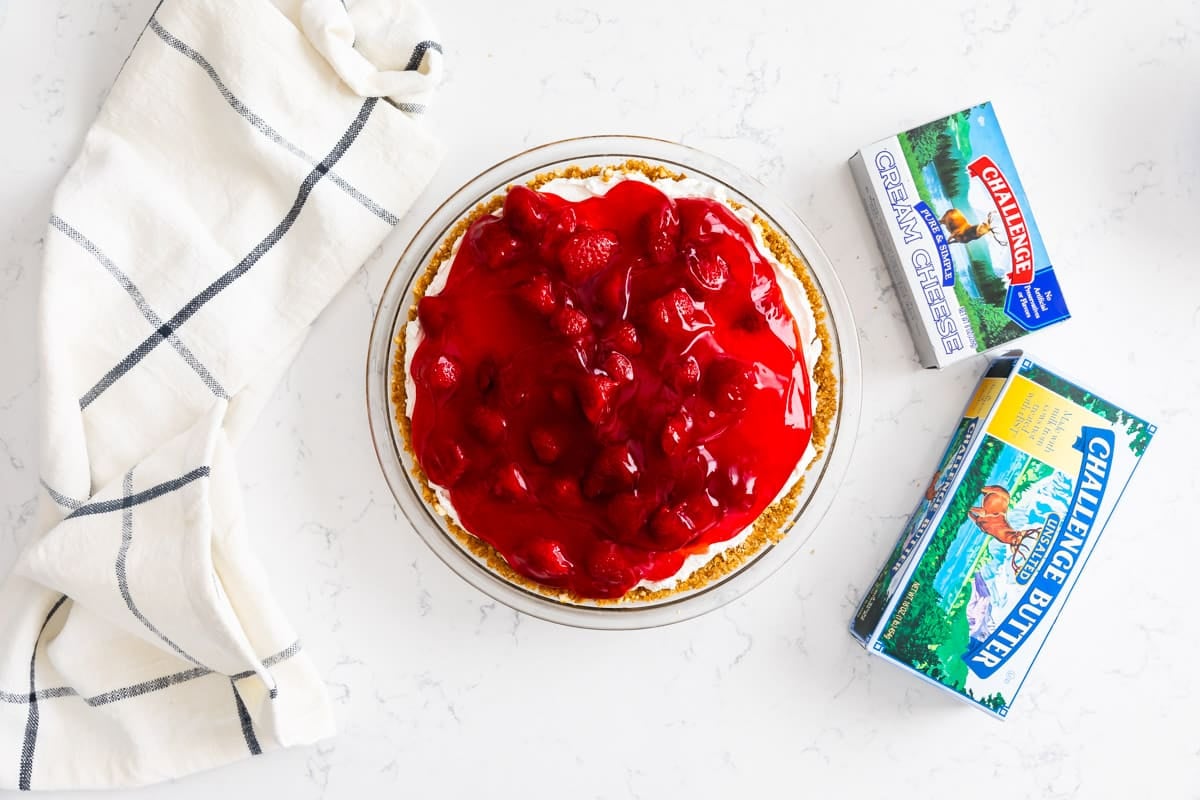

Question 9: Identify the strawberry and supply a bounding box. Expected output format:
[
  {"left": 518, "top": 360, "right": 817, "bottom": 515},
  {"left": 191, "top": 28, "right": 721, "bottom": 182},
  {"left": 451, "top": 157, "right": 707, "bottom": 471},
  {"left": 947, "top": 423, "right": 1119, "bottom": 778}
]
[
  {"left": 549, "top": 477, "right": 582, "bottom": 505},
  {"left": 423, "top": 438, "right": 468, "bottom": 486},
  {"left": 577, "top": 374, "right": 619, "bottom": 425},
  {"left": 503, "top": 185, "right": 548, "bottom": 238},
  {"left": 646, "top": 198, "right": 682, "bottom": 265},
  {"left": 603, "top": 352, "right": 634, "bottom": 384},
  {"left": 607, "top": 492, "right": 652, "bottom": 537},
  {"left": 530, "top": 426, "right": 563, "bottom": 464},
  {"left": 584, "top": 442, "right": 639, "bottom": 498},
  {"left": 492, "top": 462, "right": 529, "bottom": 501},
  {"left": 707, "top": 359, "right": 757, "bottom": 411},
  {"left": 711, "top": 463, "right": 758, "bottom": 509},
  {"left": 684, "top": 245, "right": 730, "bottom": 291},
  {"left": 417, "top": 294, "right": 452, "bottom": 336},
  {"left": 559, "top": 230, "right": 619, "bottom": 283},
  {"left": 515, "top": 274, "right": 557, "bottom": 315},
  {"left": 585, "top": 541, "right": 634, "bottom": 594},
  {"left": 551, "top": 306, "right": 590, "bottom": 338},
  {"left": 538, "top": 207, "right": 579, "bottom": 261},
  {"left": 469, "top": 217, "right": 523, "bottom": 270},
  {"left": 609, "top": 321, "right": 642, "bottom": 355},
  {"left": 595, "top": 263, "right": 631, "bottom": 315},
  {"left": 668, "top": 355, "right": 701, "bottom": 393},
  {"left": 660, "top": 409, "right": 693, "bottom": 455},
  {"left": 650, "top": 503, "right": 698, "bottom": 549},
  {"left": 521, "top": 538, "right": 573, "bottom": 579},
  {"left": 661, "top": 424, "right": 685, "bottom": 456},
  {"left": 468, "top": 406, "right": 507, "bottom": 444},
  {"left": 687, "top": 208, "right": 724, "bottom": 242},
  {"left": 754, "top": 281, "right": 786, "bottom": 319},
  {"left": 427, "top": 355, "right": 461, "bottom": 391},
  {"left": 648, "top": 288, "right": 696, "bottom": 333},
  {"left": 676, "top": 446, "right": 716, "bottom": 494}
]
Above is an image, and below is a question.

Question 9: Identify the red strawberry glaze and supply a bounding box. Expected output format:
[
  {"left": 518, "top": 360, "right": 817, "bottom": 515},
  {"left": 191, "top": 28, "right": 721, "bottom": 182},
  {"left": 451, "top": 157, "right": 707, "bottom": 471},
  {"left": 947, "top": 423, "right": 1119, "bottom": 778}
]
[{"left": 409, "top": 180, "right": 814, "bottom": 599}]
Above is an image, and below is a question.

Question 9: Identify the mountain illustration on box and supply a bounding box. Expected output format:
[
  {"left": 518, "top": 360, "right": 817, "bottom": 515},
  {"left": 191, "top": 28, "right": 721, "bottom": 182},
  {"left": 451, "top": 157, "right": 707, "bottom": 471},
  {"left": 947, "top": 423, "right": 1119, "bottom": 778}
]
[
  {"left": 937, "top": 461, "right": 1073, "bottom": 649},
  {"left": 877, "top": 435, "right": 1070, "bottom": 711}
]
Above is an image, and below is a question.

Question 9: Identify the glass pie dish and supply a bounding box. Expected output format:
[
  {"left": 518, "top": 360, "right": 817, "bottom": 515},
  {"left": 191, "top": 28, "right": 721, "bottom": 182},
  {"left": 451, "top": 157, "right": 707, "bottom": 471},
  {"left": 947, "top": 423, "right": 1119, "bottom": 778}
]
[{"left": 366, "top": 135, "right": 861, "bottom": 629}]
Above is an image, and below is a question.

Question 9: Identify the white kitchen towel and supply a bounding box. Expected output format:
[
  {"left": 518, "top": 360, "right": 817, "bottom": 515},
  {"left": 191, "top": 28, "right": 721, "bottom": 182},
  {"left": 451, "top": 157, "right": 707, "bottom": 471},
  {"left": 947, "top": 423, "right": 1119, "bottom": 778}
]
[{"left": 0, "top": 0, "right": 443, "bottom": 790}]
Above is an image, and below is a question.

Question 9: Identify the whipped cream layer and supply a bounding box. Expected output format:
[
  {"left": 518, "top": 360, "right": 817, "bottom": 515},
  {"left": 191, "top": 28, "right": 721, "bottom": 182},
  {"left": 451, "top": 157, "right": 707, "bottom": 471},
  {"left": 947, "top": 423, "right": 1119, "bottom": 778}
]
[{"left": 404, "top": 170, "right": 825, "bottom": 597}]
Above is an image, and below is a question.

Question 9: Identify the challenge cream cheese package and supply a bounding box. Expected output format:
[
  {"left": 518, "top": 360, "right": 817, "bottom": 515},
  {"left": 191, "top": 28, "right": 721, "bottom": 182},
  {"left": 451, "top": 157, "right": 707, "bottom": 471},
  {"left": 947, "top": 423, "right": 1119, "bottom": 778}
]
[
  {"left": 852, "top": 353, "right": 1155, "bottom": 717},
  {"left": 850, "top": 103, "right": 1070, "bottom": 367}
]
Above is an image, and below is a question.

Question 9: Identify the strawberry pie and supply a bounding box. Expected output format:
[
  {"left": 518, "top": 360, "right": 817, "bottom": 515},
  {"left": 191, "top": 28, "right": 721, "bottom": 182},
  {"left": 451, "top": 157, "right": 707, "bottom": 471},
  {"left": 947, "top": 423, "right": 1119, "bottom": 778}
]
[{"left": 394, "top": 161, "right": 835, "bottom": 603}]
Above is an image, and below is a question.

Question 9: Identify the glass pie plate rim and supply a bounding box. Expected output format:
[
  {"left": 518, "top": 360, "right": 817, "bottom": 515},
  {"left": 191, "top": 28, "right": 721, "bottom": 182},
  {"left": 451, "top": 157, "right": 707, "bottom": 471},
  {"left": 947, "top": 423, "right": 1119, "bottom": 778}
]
[{"left": 365, "top": 134, "right": 861, "bottom": 630}]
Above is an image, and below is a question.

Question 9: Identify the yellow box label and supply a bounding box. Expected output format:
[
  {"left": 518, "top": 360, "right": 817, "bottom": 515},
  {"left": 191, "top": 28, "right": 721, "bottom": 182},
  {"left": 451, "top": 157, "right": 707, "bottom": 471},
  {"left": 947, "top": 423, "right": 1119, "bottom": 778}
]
[
  {"left": 965, "top": 376, "right": 1005, "bottom": 419},
  {"left": 986, "top": 375, "right": 1109, "bottom": 474}
]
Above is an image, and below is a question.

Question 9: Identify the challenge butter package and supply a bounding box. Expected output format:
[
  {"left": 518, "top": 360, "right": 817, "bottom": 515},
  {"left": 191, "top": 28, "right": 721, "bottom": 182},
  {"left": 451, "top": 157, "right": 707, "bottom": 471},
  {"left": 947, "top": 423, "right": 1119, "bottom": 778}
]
[
  {"left": 852, "top": 354, "right": 1155, "bottom": 717},
  {"left": 849, "top": 102, "right": 1070, "bottom": 367}
]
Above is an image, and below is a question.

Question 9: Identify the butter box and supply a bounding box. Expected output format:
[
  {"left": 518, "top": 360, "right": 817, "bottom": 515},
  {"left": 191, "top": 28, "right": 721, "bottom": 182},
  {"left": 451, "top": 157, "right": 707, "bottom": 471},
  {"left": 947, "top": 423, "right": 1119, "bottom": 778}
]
[
  {"left": 851, "top": 353, "right": 1155, "bottom": 717},
  {"left": 849, "top": 102, "right": 1070, "bottom": 367}
]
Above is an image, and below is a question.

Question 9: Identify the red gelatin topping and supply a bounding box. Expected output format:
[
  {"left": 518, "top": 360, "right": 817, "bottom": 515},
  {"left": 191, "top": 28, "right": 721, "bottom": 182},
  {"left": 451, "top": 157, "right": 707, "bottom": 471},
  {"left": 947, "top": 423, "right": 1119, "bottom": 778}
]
[{"left": 409, "top": 180, "right": 813, "bottom": 599}]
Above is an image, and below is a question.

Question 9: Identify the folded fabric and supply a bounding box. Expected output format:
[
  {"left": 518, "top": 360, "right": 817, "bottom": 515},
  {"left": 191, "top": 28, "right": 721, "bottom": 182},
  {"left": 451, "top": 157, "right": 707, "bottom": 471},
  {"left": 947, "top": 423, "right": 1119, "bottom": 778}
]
[{"left": 0, "top": 0, "right": 443, "bottom": 789}]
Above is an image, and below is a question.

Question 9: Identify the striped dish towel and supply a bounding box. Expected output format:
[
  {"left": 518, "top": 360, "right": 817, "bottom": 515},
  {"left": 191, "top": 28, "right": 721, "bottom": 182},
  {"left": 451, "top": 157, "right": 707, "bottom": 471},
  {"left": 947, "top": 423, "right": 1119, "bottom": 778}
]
[{"left": 0, "top": 0, "right": 443, "bottom": 790}]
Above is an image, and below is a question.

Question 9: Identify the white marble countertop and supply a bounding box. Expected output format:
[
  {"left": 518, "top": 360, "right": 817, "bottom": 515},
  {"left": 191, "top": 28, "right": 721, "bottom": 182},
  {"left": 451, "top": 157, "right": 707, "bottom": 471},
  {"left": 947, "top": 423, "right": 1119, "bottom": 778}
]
[{"left": 2, "top": 1, "right": 1198, "bottom": 797}]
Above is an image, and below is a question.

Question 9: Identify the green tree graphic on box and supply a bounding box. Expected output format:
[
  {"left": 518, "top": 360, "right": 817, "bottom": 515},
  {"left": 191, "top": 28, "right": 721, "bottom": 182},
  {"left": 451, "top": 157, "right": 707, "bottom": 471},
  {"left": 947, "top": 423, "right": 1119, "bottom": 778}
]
[
  {"left": 981, "top": 692, "right": 1008, "bottom": 712},
  {"left": 905, "top": 120, "right": 943, "bottom": 168},
  {"left": 881, "top": 437, "right": 1008, "bottom": 691},
  {"left": 895, "top": 107, "right": 1028, "bottom": 351},
  {"left": 872, "top": 421, "right": 972, "bottom": 594},
  {"left": 1022, "top": 364, "right": 1153, "bottom": 456}
]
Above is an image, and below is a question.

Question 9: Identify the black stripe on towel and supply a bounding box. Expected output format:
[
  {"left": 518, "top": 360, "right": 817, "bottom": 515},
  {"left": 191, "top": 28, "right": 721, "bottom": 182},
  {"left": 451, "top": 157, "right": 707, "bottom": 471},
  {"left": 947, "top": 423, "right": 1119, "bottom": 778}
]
[
  {"left": 0, "top": 641, "right": 304, "bottom": 707},
  {"left": 148, "top": 19, "right": 398, "bottom": 225},
  {"left": 17, "top": 594, "right": 68, "bottom": 791},
  {"left": 116, "top": 469, "right": 207, "bottom": 668},
  {"left": 49, "top": 215, "right": 230, "bottom": 400},
  {"left": 66, "top": 466, "right": 210, "bottom": 519},
  {"left": 231, "top": 681, "right": 263, "bottom": 756},
  {"left": 39, "top": 479, "right": 82, "bottom": 511},
  {"left": 0, "top": 686, "right": 76, "bottom": 705},
  {"left": 82, "top": 666, "right": 209, "bottom": 707},
  {"left": 387, "top": 100, "right": 427, "bottom": 115},
  {"left": 404, "top": 40, "right": 443, "bottom": 71},
  {"left": 79, "top": 97, "right": 379, "bottom": 409}
]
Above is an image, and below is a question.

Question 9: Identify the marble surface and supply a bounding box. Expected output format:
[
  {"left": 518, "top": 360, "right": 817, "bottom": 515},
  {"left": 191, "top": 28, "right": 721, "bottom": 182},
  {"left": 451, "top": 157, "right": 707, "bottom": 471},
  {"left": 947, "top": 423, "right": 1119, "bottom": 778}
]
[{"left": 2, "top": 0, "right": 1198, "bottom": 797}]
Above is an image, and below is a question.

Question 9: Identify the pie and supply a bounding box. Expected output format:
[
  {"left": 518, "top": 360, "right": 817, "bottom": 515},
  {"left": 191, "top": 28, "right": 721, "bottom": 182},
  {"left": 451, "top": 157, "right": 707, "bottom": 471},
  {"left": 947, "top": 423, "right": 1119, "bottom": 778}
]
[{"left": 393, "top": 160, "right": 835, "bottom": 603}]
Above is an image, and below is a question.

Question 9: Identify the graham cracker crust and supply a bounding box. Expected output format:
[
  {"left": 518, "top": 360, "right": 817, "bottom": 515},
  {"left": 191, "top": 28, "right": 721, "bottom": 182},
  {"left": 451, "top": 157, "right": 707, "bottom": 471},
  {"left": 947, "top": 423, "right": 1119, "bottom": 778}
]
[{"left": 390, "top": 159, "right": 838, "bottom": 606}]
